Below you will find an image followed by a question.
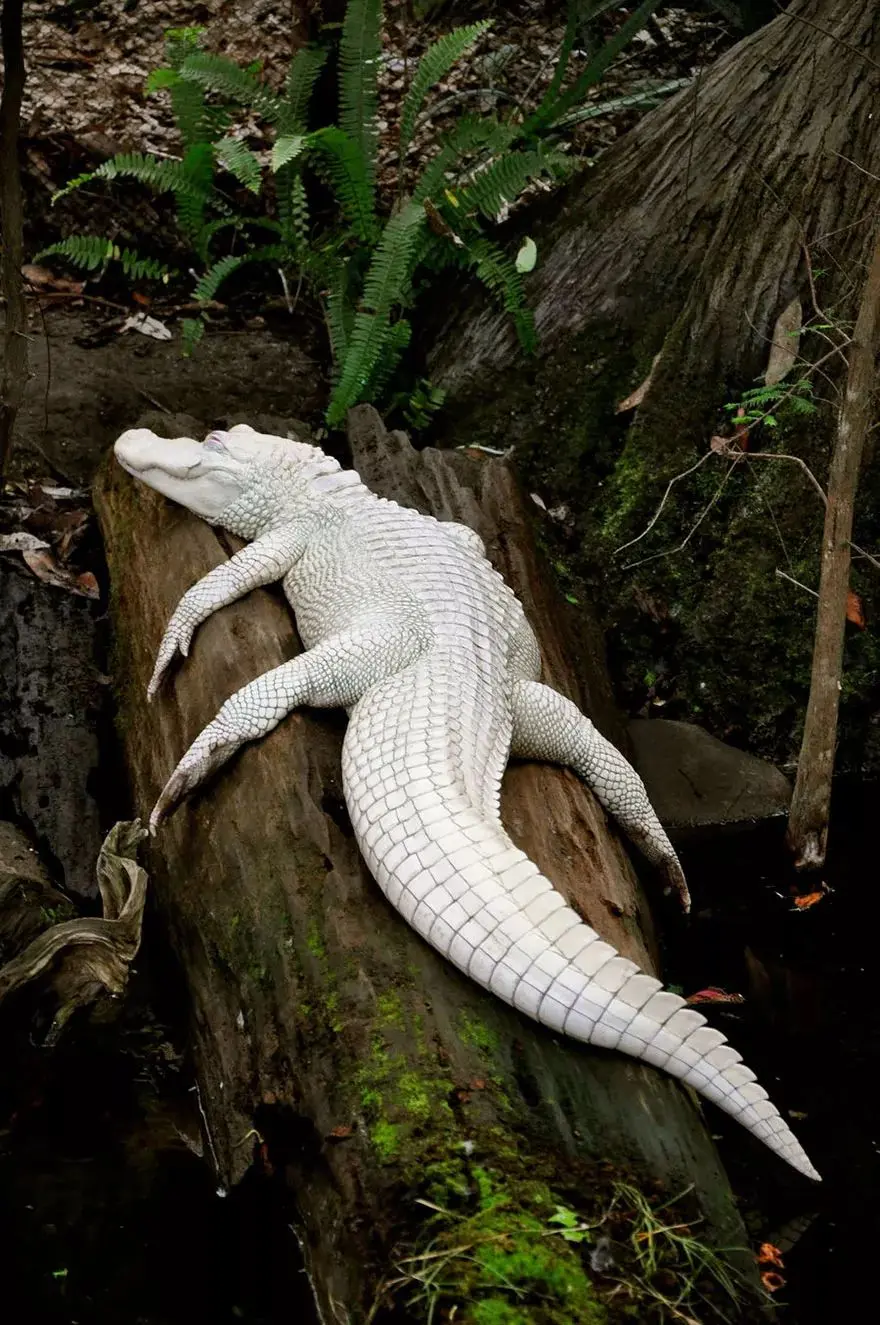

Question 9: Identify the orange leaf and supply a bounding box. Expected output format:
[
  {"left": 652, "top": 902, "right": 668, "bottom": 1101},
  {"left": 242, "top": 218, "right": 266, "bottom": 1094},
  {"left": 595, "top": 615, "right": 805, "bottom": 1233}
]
[
  {"left": 22, "top": 549, "right": 99, "bottom": 599},
  {"left": 793, "top": 888, "right": 826, "bottom": 910},
  {"left": 685, "top": 987, "right": 745, "bottom": 1005},
  {"left": 846, "top": 589, "right": 866, "bottom": 629},
  {"left": 757, "top": 1243, "right": 785, "bottom": 1270},
  {"left": 761, "top": 1271, "right": 786, "bottom": 1293},
  {"left": 327, "top": 1124, "right": 354, "bottom": 1139}
]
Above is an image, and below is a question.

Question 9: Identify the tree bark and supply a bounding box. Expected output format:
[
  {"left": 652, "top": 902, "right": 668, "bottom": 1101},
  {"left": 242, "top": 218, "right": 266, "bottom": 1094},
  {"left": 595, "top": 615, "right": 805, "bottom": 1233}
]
[
  {"left": 95, "top": 407, "right": 757, "bottom": 1323},
  {"left": 0, "top": 0, "right": 28, "bottom": 479},
  {"left": 422, "top": 0, "right": 880, "bottom": 773},
  {"left": 787, "top": 223, "right": 880, "bottom": 868}
]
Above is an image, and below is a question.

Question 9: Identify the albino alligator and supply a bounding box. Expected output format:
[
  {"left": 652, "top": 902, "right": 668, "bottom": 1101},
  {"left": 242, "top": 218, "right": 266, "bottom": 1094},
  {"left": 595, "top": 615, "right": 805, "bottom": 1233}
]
[{"left": 114, "top": 422, "right": 819, "bottom": 1182}]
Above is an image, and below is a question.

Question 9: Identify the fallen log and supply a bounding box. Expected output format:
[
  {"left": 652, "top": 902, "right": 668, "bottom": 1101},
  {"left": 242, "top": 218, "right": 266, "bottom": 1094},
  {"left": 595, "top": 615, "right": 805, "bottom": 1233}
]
[{"left": 95, "top": 406, "right": 757, "bottom": 1322}]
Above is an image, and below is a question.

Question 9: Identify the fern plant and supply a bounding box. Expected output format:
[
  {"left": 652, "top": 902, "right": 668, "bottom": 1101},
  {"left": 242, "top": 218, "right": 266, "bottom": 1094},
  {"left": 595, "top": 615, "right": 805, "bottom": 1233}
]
[{"left": 39, "top": 0, "right": 664, "bottom": 420}]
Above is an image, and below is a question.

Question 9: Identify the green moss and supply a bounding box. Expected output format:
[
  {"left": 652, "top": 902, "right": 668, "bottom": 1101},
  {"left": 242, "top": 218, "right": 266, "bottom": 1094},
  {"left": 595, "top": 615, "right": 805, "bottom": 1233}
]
[
  {"left": 305, "top": 919, "right": 326, "bottom": 960},
  {"left": 457, "top": 1010, "right": 500, "bottom": 1057},
  {"left": 370, "top": 1119, "right": 402, "bottom": 1160},
  {"left": 376, "top": 988, "right": 406, "bottom": 1028},
  {"left": 397, "top": 1168, "right": 607, "bottom": 1325}
]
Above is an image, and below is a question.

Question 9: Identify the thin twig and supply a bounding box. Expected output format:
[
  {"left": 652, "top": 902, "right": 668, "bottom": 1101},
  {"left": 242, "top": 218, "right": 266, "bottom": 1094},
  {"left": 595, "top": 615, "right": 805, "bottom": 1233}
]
[
  {"left": 775, "top": 567, "right": 818, "bottom": 598},
  {"left": 621, "top": 461, "right": 737, "bottom": 571},
  {"left": 612, "top": 451, "right": 714, "bottom": 556}
]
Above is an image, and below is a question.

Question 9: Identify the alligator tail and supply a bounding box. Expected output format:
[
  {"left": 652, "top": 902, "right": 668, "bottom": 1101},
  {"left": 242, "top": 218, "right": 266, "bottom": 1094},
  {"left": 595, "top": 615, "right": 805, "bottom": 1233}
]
[{"left": 342, "top": 668, "right": 820, "bottom": 1183}]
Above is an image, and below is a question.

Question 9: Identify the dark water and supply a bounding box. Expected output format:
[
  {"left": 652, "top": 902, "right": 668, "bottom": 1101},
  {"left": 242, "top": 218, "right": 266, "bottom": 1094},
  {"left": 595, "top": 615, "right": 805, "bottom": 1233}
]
[
  {"left": 1, "top": 784, "right": 874, "bottom": 1322},
  {"left": 669, "top": 779, "right": 878, "bottom": 1321}
]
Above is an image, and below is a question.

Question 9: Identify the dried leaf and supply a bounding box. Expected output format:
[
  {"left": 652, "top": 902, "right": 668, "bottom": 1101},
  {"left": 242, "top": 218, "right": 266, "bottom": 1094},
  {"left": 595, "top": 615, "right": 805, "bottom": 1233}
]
[
  {"left": 685, "top": 987, "right": 745, "bottom": 1005},
  {"left": 764, "top": 297, "right": 802, "bottom": 387},
  {"left": 21, "top": 549, "right": 99, "bottom": 599},
  {"left": 120, "top": 313, "right": 172, "bottom": 341},
  {"left": 22, "top": 263, "right": 84, "bottom": 295},
  {"left": 327, "top": 1124, "right": 354, "bottom": 1139},
  {"left": 0, "top": 531, "right": 50, "bottom": 552},
  {"left": 846, "top": 589, "right": 866, "bottom": 628},
  {"left": 760, "top": 1271, "right": 786, "bottom": 1294},
  {"left": 617, "top": 352, "right": 661, "bottom": 413},
  {"left": 792, "top": 887, "right": 827, "bottom": 910},
  {"left": 757, "top": 1242, "right": 785, "bottom": 1270}
]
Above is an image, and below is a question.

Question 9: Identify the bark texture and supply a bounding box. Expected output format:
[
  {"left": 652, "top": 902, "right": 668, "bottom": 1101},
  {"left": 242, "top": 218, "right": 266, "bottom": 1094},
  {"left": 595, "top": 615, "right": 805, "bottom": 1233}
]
[
  {"left": 95, "top": 407, "right": 755, "bottom": 1322},
  {"left": 787, "top": 224, "right": 880, "bottom": 867},
  {"left": 423, "top": 0, "right": 880, "bottom": 774},
  {"left": 0, "top": 0, "right": 28, "bottom": 477}
]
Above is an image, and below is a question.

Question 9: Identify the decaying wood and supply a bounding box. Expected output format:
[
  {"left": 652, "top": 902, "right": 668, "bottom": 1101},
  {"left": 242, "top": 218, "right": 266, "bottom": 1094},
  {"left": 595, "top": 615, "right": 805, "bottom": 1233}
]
[
  {"left": 95, "top": 407, "right": 754, "bottom": 1321},
  {"left": 787, "top": 223, "right": 880, "bottom": 869},
  {"left": 0, "top": 820, "right": 146, "bottom": 1042}
]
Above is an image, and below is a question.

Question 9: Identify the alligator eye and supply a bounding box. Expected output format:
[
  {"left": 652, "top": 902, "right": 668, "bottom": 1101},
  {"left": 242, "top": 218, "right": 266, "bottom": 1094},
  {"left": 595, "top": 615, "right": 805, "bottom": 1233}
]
[{"left": 203, "top": 431, "right": 228, "bottom": 453}]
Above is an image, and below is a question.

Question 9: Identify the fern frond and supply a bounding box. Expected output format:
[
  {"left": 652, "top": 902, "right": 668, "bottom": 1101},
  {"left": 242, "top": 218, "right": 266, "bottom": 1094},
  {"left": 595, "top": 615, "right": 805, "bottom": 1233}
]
[
  {"left": 360, "top": 201, "right": 426, "bottom": 314},
  {"left": 116, "top": 247, "right": 176, "bottom": 281},
  {"left": 215, "top": 136, "right": 262, "bottom": 193},
  {"left": 398, "top": 20, "right": 492, "bottom": 160},
  {"left": 36, "top": 236, "right": 173, "bottom": 282},
  {"left": 277, "top": 169, "right": 309, "bottom": 254},
  {"left": 175, "top": 143, "right": 216, "bottom": 241},
  {"left": 191, "top": 254, "right": 248, "bottom": 303},
  {"left": 467, "top": 236, "right": 535, "bottom": 352},
  {"left": 363, "top": 317, "right": 411, "bottom": 402},
  {"left": 325, "top": 260, "right": 354, "bottom": 371},
  {"left": 413, "top": 114, "right": 518, "bottom": 203},
  {"left": 339, "top": 0, "right": 381, "bottom": 202},
  {"left": 527, "top": 0, "right": 663, "bottom": 131},
  {"left": 326, "top": 312, "right": 391, "bottom": 426},
  {"left": 272, "top": 135, "right": 307, "bottom": 172},
  {"left": 282, "top": 44, "right": 328, "bottom": 134},
  {"left": 307, "top": 126, "right": 376, "bottom": 241},
  {"left": 454, "top": 149, "right": 568, "bottom": 221},
  {"left": 181, "top": 316, "right": 205, "bottom": 356},
  {"left": 164, "top": 26, "right": 206, "bottom": 69},
  {"left": 179, "top": 51, "right": 287, "bottom": 123},
  {"left": 36, "top": 235, "right": 115, "bottom": 271},
  {"left": 326, "top": 203, "right": 426, "bottom": 425}
]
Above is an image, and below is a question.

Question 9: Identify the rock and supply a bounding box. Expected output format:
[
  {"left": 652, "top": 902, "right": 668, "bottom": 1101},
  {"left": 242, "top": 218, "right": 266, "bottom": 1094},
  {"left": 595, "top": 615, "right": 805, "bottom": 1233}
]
[{"left": 628, "top": 718, "right": 792, "bottom": 836}]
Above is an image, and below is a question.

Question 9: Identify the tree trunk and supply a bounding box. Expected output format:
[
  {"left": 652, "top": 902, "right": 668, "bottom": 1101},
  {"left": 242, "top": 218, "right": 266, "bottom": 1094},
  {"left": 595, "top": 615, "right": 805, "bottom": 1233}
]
[
  {"left": 787, "top": 222, "right": 880, "bottom": 867},
  {"left": 0, "top": 0, "right": 28, "bottom": 478},
  {"left": 95, "top": 407, "right": 757, "bottom": 1323},
  {"left": 424, "top": 0, "right": 880, "bottom": 773}
]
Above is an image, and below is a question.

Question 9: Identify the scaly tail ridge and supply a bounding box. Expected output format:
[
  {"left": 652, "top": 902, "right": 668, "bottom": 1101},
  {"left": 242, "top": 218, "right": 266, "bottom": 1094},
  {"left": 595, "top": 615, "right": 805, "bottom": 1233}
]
[{"left": 343, "top": 674, "right": 821, "bottom": 1183}]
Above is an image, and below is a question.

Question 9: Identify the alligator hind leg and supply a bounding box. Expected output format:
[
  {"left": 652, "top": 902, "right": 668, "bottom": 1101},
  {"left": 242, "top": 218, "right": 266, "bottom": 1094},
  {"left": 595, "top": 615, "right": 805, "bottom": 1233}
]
[
  {"left": 150, "top": 620, "right": 428, "bottom": 832},
  {"left": 510, "top": 680, "right": 690, "bottom": 911}
]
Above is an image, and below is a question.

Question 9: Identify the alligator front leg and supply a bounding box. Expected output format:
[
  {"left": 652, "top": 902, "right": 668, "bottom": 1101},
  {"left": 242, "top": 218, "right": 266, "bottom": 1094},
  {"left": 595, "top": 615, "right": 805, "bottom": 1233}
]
[
  {"left": 150, "top": 620, "right": 429, "bottom": 832},
  {"left": 149, "top": 523, "right": 310, "bottom": 699},
  {"left": 510, "top": 680, "right": 690, "bottom": 911}
]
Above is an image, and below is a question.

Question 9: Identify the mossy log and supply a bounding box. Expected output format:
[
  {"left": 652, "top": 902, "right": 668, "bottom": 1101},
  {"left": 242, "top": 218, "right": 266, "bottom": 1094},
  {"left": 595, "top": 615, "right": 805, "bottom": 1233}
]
[{"left": 95, "top": 406, "right": 755, "bottom": 1322}]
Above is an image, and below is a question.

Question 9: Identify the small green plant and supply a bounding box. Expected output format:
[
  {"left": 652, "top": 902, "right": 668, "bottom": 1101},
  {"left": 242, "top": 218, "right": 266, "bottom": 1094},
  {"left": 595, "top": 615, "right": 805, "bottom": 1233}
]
[
  {"left": 39, "top": 0, "right": 665, "bottom": 423},
  {"left": 724, "top": 377, "right": 817, "bottom": 431}
]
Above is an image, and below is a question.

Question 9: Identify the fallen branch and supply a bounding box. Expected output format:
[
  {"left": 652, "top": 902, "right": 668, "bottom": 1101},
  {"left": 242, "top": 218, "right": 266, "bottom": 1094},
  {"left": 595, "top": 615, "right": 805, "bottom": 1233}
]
[{"left": 787, "top": 219, "right": 880, "bottom": 869}]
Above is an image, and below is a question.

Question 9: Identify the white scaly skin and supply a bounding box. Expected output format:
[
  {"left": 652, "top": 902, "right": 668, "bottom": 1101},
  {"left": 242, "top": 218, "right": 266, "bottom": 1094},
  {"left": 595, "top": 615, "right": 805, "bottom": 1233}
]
[{"left": 114, "top": 423, "right": 820, "bottom": 1183}]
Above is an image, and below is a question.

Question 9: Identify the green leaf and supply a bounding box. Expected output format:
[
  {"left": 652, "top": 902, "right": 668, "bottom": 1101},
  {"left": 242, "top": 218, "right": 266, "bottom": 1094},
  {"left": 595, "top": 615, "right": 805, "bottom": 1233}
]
[
  {"left": 515, "top": 237, "right": 537, "bottom": 273},
  {"left": 145, "top": 67, "right": 179, "bottom": 94},
  {"left": 307, "top": 126, "right": 376, "bottom": 241},
  {"left": 181, "top": 317, "right": 205, "bottom": 356},
  {"left": 282, "top": 44, "right": 328, "bottom": 134},
  {"left": 338, "top": 0, "right": 381, "bottom": 201},
  {"left": 526, "top": 0, "right": 664, "bottom": 132},
  {"left": 179, "top": 50, "right": 287, "bottom": 123},
  {"left": 215, "top": 136, "right": 262, "bottom": 192},
  {"left": 272, "top": 135, "right": 307, "bottom": 172},
  {"left": 398, "top": 20, "right": 493, "bottom": 160}
]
